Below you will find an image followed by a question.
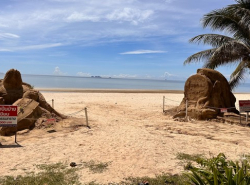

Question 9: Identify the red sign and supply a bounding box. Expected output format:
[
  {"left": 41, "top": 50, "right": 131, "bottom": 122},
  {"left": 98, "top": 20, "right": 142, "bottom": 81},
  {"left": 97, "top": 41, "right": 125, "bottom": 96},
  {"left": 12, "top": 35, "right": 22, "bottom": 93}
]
[
  {"left": 239, "top": 100, "right": 250, "bottom": 112},
  {"left": 46, "top": 118, "right": 56, "bottom": 122},
  {"left": 220, "top": 108, "right": 227, "bottom": 113},
  {"left": 0, "top": 105, "right": 18, "bottom": 127}
]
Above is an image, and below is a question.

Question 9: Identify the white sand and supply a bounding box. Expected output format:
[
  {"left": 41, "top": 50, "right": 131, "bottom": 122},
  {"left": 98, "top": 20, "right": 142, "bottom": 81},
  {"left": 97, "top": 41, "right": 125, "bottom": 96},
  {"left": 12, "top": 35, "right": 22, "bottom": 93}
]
[{"left": 0, "top": 92, "right": 249, "bottom": 184}]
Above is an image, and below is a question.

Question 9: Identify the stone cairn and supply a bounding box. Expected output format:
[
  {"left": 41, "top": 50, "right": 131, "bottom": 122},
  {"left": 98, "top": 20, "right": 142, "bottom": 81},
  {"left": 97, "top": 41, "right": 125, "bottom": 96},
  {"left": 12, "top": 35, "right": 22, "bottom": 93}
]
[
  {"left": 173, "top": 68, "right": 238, "bottom": 120},
  {"left": 0, "top": 69, "right": 65, "bottom": 135}
]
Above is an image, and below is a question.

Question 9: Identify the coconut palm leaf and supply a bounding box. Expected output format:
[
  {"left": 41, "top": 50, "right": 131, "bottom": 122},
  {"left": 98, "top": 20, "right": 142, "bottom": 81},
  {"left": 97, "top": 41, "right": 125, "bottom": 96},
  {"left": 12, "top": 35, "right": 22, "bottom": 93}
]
[
  {"left": 229, "top": 61, "right": 247, "bottom": 89},
  {"left": 202, "top": 8, "right": 240, "bottom": 32},
  {"left": 202, "top": 8, "right": 250, "bottom": 45},
  {"left": 189, "top": 34, "right": 234, "bottom": 48},
  {"left": 227, "top": 0, "right": 250, "bottom": 27},
  {"left": 184, "top": 49, "right": 216, "bottom": 65},
  {"left": 204, "top": 41, "right": 250, "bottom": 69}
]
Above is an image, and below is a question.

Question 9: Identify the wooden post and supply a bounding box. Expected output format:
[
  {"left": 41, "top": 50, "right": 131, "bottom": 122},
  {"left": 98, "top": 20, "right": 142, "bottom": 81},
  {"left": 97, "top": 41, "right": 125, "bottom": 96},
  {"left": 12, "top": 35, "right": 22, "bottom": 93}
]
[
  {"left": 185, "top": 100, "right": 188, "bottom": 118},
  {"left": 240, "top": 114, "right": 241, "bottom": 124},
  {"left": 52, "top": 99, "right": 54, "bottom": 108},
  {"left": 15, "top": 126, "right": 17, "bottom": 143},
  {"left": 163, "top": 96, "right": 165, "bottom": 113},
  {"left": 247, "top": 112, "right": 249, "bottom": 122},
  {"left": 85, "top": 107, "right": 89, "bottom": 128}
]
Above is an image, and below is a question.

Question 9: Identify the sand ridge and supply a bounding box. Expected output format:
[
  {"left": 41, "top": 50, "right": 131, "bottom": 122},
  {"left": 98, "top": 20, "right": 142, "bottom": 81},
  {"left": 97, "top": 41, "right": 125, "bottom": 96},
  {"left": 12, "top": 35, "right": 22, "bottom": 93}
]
[{"left": 0, "top": 92, "right": 249, "bottom": 184}]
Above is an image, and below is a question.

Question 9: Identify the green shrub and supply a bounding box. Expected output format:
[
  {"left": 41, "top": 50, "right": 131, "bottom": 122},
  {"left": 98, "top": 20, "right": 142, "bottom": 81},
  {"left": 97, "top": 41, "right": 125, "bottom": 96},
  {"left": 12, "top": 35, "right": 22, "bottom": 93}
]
[
  {"left": 187, "top": 153, "right": 250, "bottom": 185},
  {"left": 123, "top": 173, "right": 191, "bottom": 185}
]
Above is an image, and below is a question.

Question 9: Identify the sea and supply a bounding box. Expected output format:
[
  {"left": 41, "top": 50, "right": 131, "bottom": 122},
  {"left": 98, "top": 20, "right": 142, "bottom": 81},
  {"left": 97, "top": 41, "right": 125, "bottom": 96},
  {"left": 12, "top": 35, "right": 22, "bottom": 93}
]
[{"left": 0, "top": 73, "right": 249, "bottom": 93}]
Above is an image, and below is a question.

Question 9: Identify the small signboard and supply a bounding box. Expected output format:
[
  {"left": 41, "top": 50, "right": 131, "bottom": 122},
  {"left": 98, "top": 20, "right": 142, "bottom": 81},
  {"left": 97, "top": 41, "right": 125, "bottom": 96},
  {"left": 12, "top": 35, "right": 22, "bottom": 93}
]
[
  {"left": 239, "top": 100, "right": 250, "bottom": 112},
  {"left": 220, "top": 108, "right": 227, "bottom": 113},
  {"left": 0, "top": 105, "right": 17, "bottom": 127}
]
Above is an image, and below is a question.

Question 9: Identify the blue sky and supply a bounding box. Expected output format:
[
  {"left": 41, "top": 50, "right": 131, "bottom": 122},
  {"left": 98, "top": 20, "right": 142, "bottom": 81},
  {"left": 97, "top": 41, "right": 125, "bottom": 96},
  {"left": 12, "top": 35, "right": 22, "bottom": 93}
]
[{"left": 0, "top": 0, "right": 239, "bottom": 81}]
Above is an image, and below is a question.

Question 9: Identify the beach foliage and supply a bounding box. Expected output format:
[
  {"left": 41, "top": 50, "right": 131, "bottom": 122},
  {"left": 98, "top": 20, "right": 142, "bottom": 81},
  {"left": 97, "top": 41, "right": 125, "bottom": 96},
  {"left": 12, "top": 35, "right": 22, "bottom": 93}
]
[
  {"left": 176, "top": 152, "right": 204, "bottom": 162},
  {"left": 184, "top": 0, "right": 250, "bottom": 89},
  {"left": 82, "top": 160, "right": 110, "bottom": 173},
  {"left": 176, "top": 152, "right": 205, "bottom": 170},
  {"left": 123, "top": 173, "right": 191, "bottom": 185},
  {"left": 186, "top": 153, "right": 250, "bottom": 185},
  {"left": 0, "top": 163, "right": 80, "bottom": 185},
  {"left": 1, "top": 154, "right": 250, "bottom": 184}
]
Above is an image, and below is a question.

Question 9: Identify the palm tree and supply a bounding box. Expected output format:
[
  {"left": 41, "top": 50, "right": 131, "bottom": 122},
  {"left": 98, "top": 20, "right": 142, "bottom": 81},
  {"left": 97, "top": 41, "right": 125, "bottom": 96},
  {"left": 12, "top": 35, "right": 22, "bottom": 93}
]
[{"left": 184, "top": 0, "right": 250, "bottom": 89}]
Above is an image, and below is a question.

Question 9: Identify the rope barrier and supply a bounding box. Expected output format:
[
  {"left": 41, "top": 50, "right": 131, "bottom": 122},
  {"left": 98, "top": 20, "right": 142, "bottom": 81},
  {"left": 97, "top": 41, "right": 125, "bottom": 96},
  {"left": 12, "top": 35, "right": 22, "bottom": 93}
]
[
  {"left": 164, "top": 97, "right": 180, "bottom": 103},
  {"left": 66, "top": 108, "right": 86, "bottom": 116},
  {"left": 204, "top": 106, "right": 236, "bottom": 110},
  {"left": 162, "top": 95, "right": 238, "bottom": 117}
]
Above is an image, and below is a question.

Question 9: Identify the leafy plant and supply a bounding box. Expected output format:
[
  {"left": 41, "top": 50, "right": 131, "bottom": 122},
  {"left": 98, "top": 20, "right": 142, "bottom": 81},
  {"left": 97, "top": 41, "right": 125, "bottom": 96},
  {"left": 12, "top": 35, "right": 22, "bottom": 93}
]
[
  {"left": 176, "top": 152, "right": 204, "bottom": 170},
  {"left": 123, "top": 173, "right": 191, "bottom": 185},
  {"left": 187, "top": 153, "right": 250, "bottom": 185}
]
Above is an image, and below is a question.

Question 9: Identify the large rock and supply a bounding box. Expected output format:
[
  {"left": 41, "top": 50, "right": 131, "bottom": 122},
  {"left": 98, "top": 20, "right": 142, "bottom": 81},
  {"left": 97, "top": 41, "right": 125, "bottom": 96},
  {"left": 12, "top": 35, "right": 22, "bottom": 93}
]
[
  {"left": 3, "top": 69, "right": 22, "bottom": 89},
  {"left": 174, "top": 68, "right": 238, "bottom": 120},
  {"left": 0, "top": 69, "right": 66, "bottom": 135}
]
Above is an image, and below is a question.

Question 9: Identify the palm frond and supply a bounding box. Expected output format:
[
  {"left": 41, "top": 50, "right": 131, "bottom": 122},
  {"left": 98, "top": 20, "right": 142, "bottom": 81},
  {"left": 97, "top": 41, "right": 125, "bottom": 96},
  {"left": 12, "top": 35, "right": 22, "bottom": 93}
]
[
  {"left": 202, "top": 8, "right": 240, "bottom": 31},
  {"left": 189, "top": 34, "right": 234, "bottom": 48},
  {"left": 204, "top": 41, "right": 250, "bottom": 69},
  {"left": 202, "top": 7, "right": 250, "bottom": 45},
  {"left": 229, "top": 61, "right": 248, "bottom": 90},
  {"left": 184, "top": 49, "right": 216, "bottom": 65},
  {"left": 227, "top": 1, "right": 250, "bottom": 25}
]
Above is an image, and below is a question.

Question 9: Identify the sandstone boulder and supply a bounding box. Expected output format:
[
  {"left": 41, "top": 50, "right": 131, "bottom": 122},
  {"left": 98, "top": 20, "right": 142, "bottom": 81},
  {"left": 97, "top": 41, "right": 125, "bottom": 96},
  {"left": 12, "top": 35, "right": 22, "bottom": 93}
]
[
  {"left": 174, "top": 68, "right": 238, "bottom": 120},
  {"left": 0, "top": 69, "right": 65, "bottom": 135},
  {"left": 3, "top": 69, "right": 22, "bottom": 89}
]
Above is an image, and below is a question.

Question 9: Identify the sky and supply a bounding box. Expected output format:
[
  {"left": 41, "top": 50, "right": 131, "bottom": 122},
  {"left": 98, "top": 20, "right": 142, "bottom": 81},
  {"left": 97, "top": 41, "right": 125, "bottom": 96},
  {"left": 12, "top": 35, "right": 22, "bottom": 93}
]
[{"left": 0, "top": 0, "right": 239, "bottom": 81}]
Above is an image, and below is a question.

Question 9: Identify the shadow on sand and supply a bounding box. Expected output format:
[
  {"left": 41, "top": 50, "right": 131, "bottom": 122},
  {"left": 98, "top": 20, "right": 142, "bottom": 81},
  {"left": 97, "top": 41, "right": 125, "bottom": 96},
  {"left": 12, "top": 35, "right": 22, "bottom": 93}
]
[{"left": 0, "top": 142, "right": 22, "bottom": 148}]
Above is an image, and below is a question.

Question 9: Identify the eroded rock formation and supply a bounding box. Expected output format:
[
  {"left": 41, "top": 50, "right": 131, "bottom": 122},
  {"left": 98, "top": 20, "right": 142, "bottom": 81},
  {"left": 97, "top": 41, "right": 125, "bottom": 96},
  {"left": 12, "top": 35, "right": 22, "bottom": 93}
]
[
  {"left": 0, "top": 69, "right": 65, "bottom": 135},
  {"left": 174, "top": 68, "right": 238, "bottom": 120}
]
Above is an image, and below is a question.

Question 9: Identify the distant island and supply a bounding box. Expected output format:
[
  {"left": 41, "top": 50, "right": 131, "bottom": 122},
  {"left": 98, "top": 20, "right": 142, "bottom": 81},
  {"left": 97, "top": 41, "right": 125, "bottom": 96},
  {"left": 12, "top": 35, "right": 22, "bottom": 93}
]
[{"left": 91, "top": 76, "right": 102, "bottom": 78}]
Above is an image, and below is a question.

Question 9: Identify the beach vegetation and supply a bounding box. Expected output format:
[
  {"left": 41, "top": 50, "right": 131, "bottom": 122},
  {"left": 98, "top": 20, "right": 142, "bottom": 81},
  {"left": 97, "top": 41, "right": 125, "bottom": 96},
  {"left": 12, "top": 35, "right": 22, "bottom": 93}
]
[
  {"left": 176, "top": 152, "right": 204, "bottom": 162},
  {"left": 123, "top": 173, "right": 190, "bottom": 185},
  {"left": 82, "top": 160, "right": 110, "bottom": 173},
  {"left": 184, "top": 0, "right": 250, "bottom": 89},
  {"left": 186, "top": 153, "right": 250, "bottom": 185},
  {"left": 1, "top": 154, "right": 250, "bottom": 184},
  {"left": 0, "top": 163, "right": 80, "bottom": 185},
  {"left": 176, "top": 152, "right": 204, "bottom": 170}
]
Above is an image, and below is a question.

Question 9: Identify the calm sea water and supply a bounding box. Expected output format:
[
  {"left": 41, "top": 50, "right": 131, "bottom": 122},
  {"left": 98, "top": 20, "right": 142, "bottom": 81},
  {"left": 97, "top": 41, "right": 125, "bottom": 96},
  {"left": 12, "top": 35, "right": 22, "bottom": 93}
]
[{"left": 0, "top": 73, "right": 249, "bottom": 93}]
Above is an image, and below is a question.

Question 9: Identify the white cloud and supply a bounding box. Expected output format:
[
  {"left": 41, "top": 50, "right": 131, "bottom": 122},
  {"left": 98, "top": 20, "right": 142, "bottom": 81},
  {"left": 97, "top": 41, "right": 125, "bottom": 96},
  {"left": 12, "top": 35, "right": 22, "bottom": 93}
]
[
  {"left": 4, "top": 43, "right": 63, "bottom": 52},
  {"left": 0, "top": 0, "right": 233, "bottom": 55},
  {"left": 17, "top": 43, "right": 63, "bottom": 51},
  {"left": 0, "top": 0, "right": 206, "bottom": 49},
  {"left": 66, "top": 12, "right": 100, "bottom": 22},
  {"left": 76, "top": 72, "right": 91, "bottom": 77},
  {"left": 164, "top": 72, "right": 176, "bottom": 77},
  {"left": 106, "top": 8, "right": 153, "bottom": 25},
  {"left": 0, "top": 33, "right": 20, "bottom": 39},
  {"left": 53, "top": 67, "right": 67, "bottom": 75},
  {"left": 0, "top": 23, "right": 8, "bottom": 28},
  {"left": 0, "top": 48, "right": 12, "bottom": 52},
  {"left": 120, "top": 50, "right": 167, "bottom": 55},
  {"left": 101, "top": 74, "right": 138, "bottom": 78},
  {"left": 112, "top": 74, "right": 138, "bottom": 78}
]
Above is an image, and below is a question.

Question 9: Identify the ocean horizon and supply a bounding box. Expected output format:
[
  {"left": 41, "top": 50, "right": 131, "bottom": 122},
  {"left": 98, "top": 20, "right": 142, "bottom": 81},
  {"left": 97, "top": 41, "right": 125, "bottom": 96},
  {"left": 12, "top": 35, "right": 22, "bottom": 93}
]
[{"left": 0, "top": 73, "right": 249, "bottom": 93}]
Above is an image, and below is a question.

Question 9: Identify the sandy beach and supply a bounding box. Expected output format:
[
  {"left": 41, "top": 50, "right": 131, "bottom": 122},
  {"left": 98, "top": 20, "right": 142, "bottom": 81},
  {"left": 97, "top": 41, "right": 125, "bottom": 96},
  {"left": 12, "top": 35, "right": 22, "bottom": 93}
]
[{"left": 0, "top": 90, "right": 250, "bottom": 184}]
